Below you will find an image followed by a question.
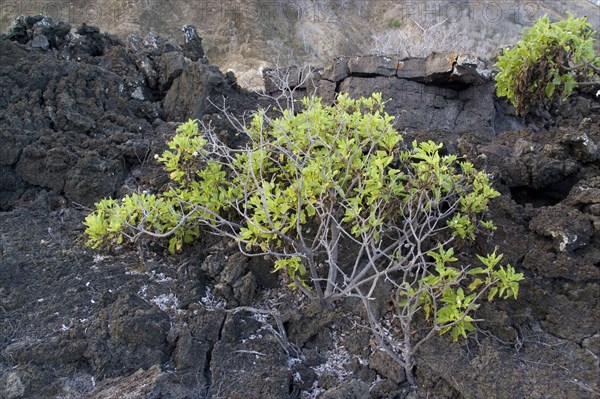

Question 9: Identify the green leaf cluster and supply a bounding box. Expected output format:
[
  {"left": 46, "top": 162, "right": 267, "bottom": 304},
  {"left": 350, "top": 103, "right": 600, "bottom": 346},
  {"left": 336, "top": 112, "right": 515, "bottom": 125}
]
[
  {"left": 84, "top": 120, "right": 230, "bottom": 253},
  {"left": 228, "top": 94, "right": 499, "bottom": 287},
  {"left": 232, "top": 93, "right": 406, "bottom": 283},
  {"left": 84, "top": 92, "right": 522, "bottom": 346},
  {"left": 416, "top": 248, "right": 523, "bottom": 341},
  {"left": 495, "top": 13, "right": 599, "bottom": 115}
]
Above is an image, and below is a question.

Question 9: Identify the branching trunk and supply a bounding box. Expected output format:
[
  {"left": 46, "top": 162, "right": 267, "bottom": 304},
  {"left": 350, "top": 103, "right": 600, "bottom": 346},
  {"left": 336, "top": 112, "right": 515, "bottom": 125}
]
[{"left": 325, "top": 218, "right": 340, "bottom": 297}]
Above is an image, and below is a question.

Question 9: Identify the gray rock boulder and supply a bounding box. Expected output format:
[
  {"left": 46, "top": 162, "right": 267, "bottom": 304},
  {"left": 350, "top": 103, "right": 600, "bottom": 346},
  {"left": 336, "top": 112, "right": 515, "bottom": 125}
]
[
  {"left": 348, "top": 55, "right": 400, "bottom": 77},
  {"left": 31, "top": 34, "right": 49, "bottom": 50},
  {"left": 321, "top": 56, "right": 349, "bottom": 82},
  {"left": 163, "top": 63, "right": 228, "bottom": 121},
  {"left": 157, "top": 51, "right": 191, "bottom": 92}
]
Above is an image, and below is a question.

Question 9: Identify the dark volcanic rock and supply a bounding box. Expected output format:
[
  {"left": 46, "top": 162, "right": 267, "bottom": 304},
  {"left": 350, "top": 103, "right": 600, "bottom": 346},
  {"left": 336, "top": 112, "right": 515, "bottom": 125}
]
[
  {"left": 339, "top": 76, "right": 473, "bottom": 133},
  {"left": 263, "top": 65, "right": 303, "bottom": 93},
  {"left": 316, "top": 79, "right": 337, "bottom": 104},
  {"left": 86, "top": 365, "right": 166, "bottom": 399},
  {"left": 163, "top": 60, "right": 255, "bottom": 123},
  {"left": 200, "top": 248, "right": 262, "bottom": 307},
  {"left": 31, "top": 34, "right": 49, "bottom": 50},
  {"left": 157, "top": 51, "right": 191, "bottom": 92},
  {"left": 321, "top": 56, "right": 349, "bottom": 82},
  {"left": 530, "top": 205, "right": 594, "bottom": 254},
  {"left": 4, "top": 15, "right": 71, "bottom": 46},
  {"left": 452, "top": 53, "right": 492, "bottom": 85},
  {"left": 208, "top": 312, "right": 293, "bottom": 399},
  {"left": 163, "top": 63, "right": 229, "bottom": 121},
  {"left": 64, "top": 154, "right": 125, "bottom": 210},
  {"left": 0, "top": 17, "right": 253, "bottom": 209},
  {"left": 0, "top": 166, "right": 26, "bottom": 210},
  {"left": 348, "top": 54, "right": 400, "bottom": 77},
  {"left": 320, "top": 379, "right": 370, "bottom": 399},
  {"left": 0, "top": 30, "right": 155, "bottom": 207},
  {"left": 323, "top": 52, "right": 493, "bottom": 88},
  {"left": 181, "top": 24, "right": 206, "bottom": 63},
  {"left": 274, "top": 54, "right": 498, "bottom": 136},
  {"left": 84, "top": 293, "right": 171, "bottom": 376},
  {"left": 397, "top": 52, "right": 455, "bottom": 82}
]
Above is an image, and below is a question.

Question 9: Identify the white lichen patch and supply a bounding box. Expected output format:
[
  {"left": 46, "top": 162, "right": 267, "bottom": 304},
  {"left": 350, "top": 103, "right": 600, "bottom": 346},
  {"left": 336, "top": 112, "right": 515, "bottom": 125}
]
[
  {"left": 312, "top": 331, "right": 352, "bottom": 381},
  {"left": 312, "top": 347, "right": 352, "bottom": 380},
  {"left": 250, "top": 312, "right": 269, "bottom": 324},
  {"left": 138, "top": 284, "right": 148, "bottom": 296},
  {"left": 201, "top": 287, "right": 225, "bottom": 311},
  {"left": 131, "top": 87, "right": 144, "bottom": 100},
  {"left": 146, "top": 270, "right": 173, "bottom": 283},
  {"left": 301, "top": 381, "right": 323, "bottom": 399},
  {"left": 550, "top": 230, "right": 578, "bottom": 251},
  {"left": 241, "top": 333, "right": 264, "bottom": 344},
  {"left": 150, "top": 293, "right": 180, "bottom": 312}
]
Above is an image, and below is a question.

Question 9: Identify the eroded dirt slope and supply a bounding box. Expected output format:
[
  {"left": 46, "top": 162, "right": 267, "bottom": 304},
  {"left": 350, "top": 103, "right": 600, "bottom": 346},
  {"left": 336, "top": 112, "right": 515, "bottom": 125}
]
[{"left": 1, "top": 0, "right": 598, "bottom": 88}]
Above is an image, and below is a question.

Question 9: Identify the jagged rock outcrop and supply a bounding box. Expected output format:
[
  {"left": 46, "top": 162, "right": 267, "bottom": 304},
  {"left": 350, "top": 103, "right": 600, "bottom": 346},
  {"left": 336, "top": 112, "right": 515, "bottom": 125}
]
[
  {"left": 181, "top": 24, "right": 207, "bottom": 63},
  {"left": 0, "top": 16, "right": 252, "bottom": 210},
  {"left": 163, "top": 62, "right": 234, "bottom": 121}
]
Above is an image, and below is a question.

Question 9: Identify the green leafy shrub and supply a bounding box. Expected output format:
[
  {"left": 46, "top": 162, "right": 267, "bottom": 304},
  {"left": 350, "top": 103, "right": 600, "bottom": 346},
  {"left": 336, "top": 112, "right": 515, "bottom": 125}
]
[
  {"left": 495, "top": 13, "right": 600, "bottom": 115},
  {"left": 388, "top": 18, "right": 401, "bottom": 29},
  {"left": 84, "top": 119, "right": 224, "bottom": 253},
  {"left": 84, "top": 93, "right": 523, "bottom": 385}
]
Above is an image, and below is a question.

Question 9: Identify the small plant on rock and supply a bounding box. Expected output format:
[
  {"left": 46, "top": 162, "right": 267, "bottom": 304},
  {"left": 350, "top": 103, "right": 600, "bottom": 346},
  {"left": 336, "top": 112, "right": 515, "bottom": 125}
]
[
  {"left": 495, "top": 13, "right": 600, "bottom": 115},
  {"left": 388, "top": 18, "right": 402, "bottom": 29},
  {"left": 84, "top": 92, "right": 523, "bottom": 386}
]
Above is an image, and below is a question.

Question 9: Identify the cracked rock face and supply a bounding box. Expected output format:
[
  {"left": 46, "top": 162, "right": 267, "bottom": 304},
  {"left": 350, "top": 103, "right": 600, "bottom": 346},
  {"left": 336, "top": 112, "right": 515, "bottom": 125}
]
[{"left": 264, "top": 54, "right": 503, "bottom": 136}]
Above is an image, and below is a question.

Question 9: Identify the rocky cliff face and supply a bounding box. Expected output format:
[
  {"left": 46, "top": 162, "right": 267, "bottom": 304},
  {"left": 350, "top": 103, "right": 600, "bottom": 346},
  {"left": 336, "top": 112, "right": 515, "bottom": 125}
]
[
  {"left": 264, "top": 53, "right": 508, "bottom": 136},
  {"left": 0, "top": 15, "right": 599, "bottom": 399}
]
